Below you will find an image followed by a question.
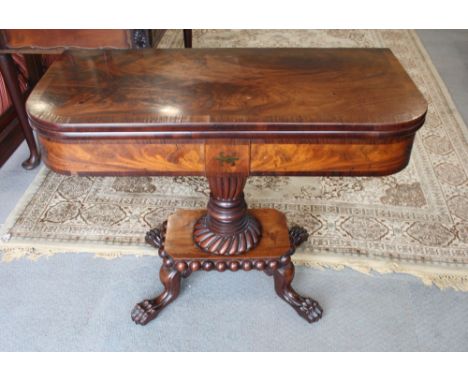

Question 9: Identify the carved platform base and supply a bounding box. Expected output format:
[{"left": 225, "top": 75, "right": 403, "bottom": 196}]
[{"left": 131, "top": 209, "right": 323, "bottom": 326}]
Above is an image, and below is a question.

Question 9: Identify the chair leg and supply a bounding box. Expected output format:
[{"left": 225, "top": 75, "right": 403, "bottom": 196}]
[
  {"left": 0, "top": 54, "right": 40, "bottom": 169},
  {"left": 183, "top": 29, "right": 192, "bottom": 48}
]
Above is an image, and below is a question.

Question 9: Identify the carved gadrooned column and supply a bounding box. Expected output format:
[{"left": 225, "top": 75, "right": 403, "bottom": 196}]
[
  {"left": 193, "top": 141, "right": 262, "bottom": 256},
  {"left": 193, "top": 175, "right": 261, "bottom": 255}
]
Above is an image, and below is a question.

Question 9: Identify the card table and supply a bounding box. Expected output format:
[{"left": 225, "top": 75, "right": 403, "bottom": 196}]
[{"left": 26, "top": 48, "right": 427, "bottom": 325}]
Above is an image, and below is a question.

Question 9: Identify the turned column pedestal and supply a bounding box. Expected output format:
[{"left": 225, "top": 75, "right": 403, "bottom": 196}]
[{"left": 193, "top": 142, "right": 261, "bottom": 256}]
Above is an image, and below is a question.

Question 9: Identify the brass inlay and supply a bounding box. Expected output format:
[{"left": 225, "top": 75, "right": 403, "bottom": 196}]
[{"left": 215, "top": 152, "right": 239, "bottom": 166}]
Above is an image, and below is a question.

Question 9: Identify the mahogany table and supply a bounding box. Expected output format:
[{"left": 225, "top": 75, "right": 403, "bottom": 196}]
[{"left": 26, "top": 48, "right": 427, "bottom": 325}]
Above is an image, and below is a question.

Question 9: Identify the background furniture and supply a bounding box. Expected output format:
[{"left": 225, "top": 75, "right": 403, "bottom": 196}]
[
  {"left": 183, "top": 29, "right": 192, "bottom": 48},
  {"left": 0, "top": 53, "right": 31, "bottom": 167},
  {"left": 0, "top": 29, "right": 192, "bottom": 169}
]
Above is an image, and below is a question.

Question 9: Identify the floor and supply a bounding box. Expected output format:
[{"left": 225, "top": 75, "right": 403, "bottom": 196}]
[{"left": 0, "top": 30, "right": 467, "bottom": 351}]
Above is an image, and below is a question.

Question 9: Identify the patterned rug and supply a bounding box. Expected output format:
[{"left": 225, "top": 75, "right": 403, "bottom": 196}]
[{"left": 1, "top": 30, "right": 468, "bottom": 290}]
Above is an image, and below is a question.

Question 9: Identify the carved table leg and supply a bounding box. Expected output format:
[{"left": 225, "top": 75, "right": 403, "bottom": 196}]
[
  {"left": 0, "top": 54, "right": 41, "bottom": 169},
  {"left": 193, "top": 175, "right": 262, "bottom": 255},
  {"left": 272, "top": 261, "right": 323, "bottom": 323},
  {"left": 133, "top": 215, "right": 323, "bottom": 325},
  {"left": 131, "top": 264, "right": 183, "bottom": 325},
  {"left": 269, "top": 226, "right": 323, "bottom": 323}
]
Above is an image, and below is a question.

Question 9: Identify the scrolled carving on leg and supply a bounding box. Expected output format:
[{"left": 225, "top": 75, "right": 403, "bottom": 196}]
[
  {"left": 145, "top": 221, "right": 167, "bottom": 249},
  {"left": 131, "top": 265, "right": 182, "bottom": 325},
  {"left": 288, "top": 226, "right": 309, "bottom": 249},
  {"left": 273, "top": 262, "right": 323, "bottom": 323}
]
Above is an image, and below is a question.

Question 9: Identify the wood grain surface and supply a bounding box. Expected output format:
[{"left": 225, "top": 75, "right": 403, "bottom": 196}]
[
  {"left": 1, "top": 30, "right": 135, "bottom": 52},
  {"left": 250, "top": 138, "right": 414, "bottom": 176},
  {"left": 164, "top": 209, "right": 290, "bottom": 260},
  {"left": 39, "top": 136, "right": 414, "bottom": 176},
  {"left": 38, "top": 136, "right": 205, "bottom": 175},
  {"left": 28, "top": 48, "right": 427, "bottom": 177},
  {"left": 27, "top": 48, "right": 427, "bottom": 138}
]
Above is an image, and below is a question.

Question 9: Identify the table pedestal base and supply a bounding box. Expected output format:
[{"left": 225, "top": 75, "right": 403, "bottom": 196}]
[{"left": 131, "top": 209, "right": 323, "bottom": 326}]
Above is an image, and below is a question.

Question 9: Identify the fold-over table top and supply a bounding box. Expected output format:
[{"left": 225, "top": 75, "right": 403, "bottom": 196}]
[{"left": 27, "top": 48, "right": 427, "bottom": 139}]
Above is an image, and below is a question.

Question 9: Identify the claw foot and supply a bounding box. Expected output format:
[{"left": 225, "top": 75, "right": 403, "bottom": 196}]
[
  {"left": 131, "top": 265, "right": 181, "bottom": 326},
  {"left": 131, "top": 299, "right": 162, "bottom": 325},
  {"left": 273, "top": 261, "right": 323, "bottom": 324},
  {"left": 297, "top": 297, "right": 323, "bottom": 323}
]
